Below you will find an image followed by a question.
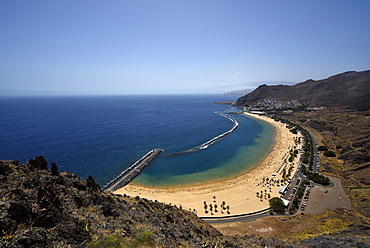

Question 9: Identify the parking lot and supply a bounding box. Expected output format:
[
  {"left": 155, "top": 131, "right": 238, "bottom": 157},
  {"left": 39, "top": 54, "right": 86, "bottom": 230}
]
[{"left": 300, "top": 176, "right": 353, "bottom": 214}]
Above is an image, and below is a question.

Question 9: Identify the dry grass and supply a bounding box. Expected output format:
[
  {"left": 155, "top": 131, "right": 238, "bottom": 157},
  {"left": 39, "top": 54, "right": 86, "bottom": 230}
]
[
  {"left": 349, "top": 187, "right": 370, "bottom": 220},
  {"left": 213, "top": 209, "right": 359, "bottom": 242}
]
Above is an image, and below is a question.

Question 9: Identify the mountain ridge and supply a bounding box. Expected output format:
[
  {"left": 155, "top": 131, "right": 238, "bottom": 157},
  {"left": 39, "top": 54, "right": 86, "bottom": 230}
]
[{"left": 236, "top": 70, "right": 370, "bottom": 110}]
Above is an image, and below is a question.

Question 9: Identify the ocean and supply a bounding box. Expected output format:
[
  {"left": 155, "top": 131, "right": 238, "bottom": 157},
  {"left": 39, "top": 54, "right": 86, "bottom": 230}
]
[{"left": 0, "top": 95, "right": 275, "bottom": 187}]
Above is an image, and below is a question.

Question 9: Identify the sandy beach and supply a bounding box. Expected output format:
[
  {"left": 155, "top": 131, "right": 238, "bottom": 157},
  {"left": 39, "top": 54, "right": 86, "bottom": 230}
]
[{"left": 114, "top": 113, "right": 301, "bottom": 217}]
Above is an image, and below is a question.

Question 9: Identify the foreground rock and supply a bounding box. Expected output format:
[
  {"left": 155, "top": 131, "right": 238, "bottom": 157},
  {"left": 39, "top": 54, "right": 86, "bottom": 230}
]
[
  {"left": 0, "top": 157, "right": 223, "bottom": 247},
  {"left": 0, "top": 157, "right": 369, "bottom": 247}
]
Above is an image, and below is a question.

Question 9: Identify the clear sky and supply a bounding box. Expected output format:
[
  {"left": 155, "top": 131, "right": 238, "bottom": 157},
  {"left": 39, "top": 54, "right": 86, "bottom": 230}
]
[{"left": 1, "top": 0, "right": 370, "bottom": 95}]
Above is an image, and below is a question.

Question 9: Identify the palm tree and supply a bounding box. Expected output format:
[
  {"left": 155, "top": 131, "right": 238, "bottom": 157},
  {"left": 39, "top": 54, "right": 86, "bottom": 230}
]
[
  {"left": 214, "top": 204, "right": 218, "bottom": 212},
  {"left": 226, "top": 205, "right": 230, "bottom": 214}
]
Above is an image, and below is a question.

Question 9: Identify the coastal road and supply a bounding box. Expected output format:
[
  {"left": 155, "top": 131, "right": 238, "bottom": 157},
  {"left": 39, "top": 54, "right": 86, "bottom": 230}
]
[{"left": 309, "top": 132, "right": 320, "bottom": 173}]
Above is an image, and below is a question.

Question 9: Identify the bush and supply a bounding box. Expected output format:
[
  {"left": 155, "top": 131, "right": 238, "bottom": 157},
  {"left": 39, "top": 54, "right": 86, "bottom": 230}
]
[
  {"left": 302, "top": 180, "right": 310, "bottom": 186},
  {"left": 317, "top": 146, "right": 328, "bottom": 151},
  {"left": 269, "top": 197, "right": 286, "bottom": 214},
  {"left": 324, "top": 150, "right": 336, "bottom": 157},
  {"left": 304, "top": 171, "right": 330, "bottom": 186}
]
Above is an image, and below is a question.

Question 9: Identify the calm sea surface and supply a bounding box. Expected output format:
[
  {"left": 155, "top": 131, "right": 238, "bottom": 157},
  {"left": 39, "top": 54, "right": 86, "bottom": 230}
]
[{"left": 0, "top": 95, "right": 275, "bottom": 187}]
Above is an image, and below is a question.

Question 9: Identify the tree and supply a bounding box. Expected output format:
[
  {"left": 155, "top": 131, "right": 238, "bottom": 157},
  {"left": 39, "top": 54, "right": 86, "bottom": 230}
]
[
  {"left": 324, "top": 150, "right": 336, "bottom": 157},
  {"left": 269, "top": 197, "right": 286, "bottom": 214},
  {"left": 317, "top": 146, "right": 328, "bottom": 151},
  {"left": 302, "top": 180, "right": 310, "bottom": 186},
  {"left": 282, "top": 168, "right": 286, "bottom": 178}
]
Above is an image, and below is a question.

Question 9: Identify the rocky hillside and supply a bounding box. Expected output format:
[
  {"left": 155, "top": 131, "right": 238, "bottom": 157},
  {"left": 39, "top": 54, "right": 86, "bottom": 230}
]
[
  {"left": 2, "top": 157, "right": 369, "bottom": 247},
  {"left": 0, "top": 157, "right": 222, "bottom": 247},
  {"left": 236, "top": 70, "right": 370, "bottom": 110}
]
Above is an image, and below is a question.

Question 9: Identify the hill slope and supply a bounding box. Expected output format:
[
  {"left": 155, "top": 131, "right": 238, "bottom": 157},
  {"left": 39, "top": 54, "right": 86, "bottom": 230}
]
[
  {"left": 0, "top": 157, "right": 222, "bottom": 247},
  {"left": 2, "top": 157, "right": 369, "bottom": 247},
  {"left": 236, "top": 70, "right": 370, "bottom": 110},
  {"left": 1, "top": 157, "right": 306, "bottom": 247}
]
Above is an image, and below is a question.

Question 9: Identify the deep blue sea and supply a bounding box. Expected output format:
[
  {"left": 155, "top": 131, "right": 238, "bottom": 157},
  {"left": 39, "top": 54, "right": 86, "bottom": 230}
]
[{"left": 0, "top": 95, "right": 275, "bottom": 187}]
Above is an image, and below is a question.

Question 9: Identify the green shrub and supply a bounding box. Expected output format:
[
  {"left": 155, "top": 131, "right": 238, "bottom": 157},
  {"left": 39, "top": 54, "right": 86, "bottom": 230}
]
[
  {"left": 269, "top": 197, "right": 286, "bottom": 214},
  {"left": 317, "top": 146, "right": 328, "bottom": 151},
  {"left": 324, "top": 150, "right": 336, "bottom": 157}
]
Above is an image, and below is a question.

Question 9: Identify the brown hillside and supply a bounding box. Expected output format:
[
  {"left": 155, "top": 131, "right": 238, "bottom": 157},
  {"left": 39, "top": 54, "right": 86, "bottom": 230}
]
[{"left": 236, "top": 70, "right": 370, "bottom": 110}]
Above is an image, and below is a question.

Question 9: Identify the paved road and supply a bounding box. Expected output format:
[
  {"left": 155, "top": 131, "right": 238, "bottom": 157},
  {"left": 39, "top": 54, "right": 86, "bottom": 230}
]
[{"left": 308, "top": 131, "right": 320, "bottom": 173}]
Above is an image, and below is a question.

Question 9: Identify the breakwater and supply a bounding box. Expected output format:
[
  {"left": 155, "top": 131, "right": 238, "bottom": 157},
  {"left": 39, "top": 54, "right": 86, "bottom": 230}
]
[
  {"left": 103, "top": 149, "right": 164, "bottom": 192},
  {"left": 167, "top": 113, "right": 239, "bottom": 157}
]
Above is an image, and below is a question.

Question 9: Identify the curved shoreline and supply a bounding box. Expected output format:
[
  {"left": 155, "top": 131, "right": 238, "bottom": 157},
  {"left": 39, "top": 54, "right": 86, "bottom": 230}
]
[
  {"left": 114, "top": 113, "right": 301, "bottom": 217},
  {"left": 166, "top": 113, "right": 238, "bottom": 157}
]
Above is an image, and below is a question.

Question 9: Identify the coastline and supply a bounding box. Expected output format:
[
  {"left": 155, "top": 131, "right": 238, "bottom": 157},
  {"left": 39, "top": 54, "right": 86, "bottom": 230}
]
[{"left": 114, "top": 113, "right": 301, "bottom": 216}]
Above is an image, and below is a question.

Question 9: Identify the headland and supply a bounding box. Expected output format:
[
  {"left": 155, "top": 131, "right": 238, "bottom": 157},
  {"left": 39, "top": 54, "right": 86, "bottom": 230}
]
[{"left": 114, "top": 113, "right": 302, "bottom": 216}]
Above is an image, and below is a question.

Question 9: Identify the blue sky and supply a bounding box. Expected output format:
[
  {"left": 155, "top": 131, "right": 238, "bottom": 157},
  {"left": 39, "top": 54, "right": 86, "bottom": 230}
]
[{"left": 1, "top": 0, "right": 370, "bottom": 95}]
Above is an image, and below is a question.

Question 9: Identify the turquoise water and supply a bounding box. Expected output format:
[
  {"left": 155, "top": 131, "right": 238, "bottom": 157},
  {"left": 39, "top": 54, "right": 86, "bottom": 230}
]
[{"left": 133, "top": 113, "right": 275, "bottom": 187}]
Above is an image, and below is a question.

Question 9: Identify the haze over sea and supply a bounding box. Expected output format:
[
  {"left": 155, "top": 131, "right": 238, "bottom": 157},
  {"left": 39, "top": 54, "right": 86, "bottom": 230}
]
[{"left": 0, "top": 95, "right": 274, "bottom": 187}]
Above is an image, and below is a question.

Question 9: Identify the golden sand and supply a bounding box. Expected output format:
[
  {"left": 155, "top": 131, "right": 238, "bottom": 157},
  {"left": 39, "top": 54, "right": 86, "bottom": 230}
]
[{"left": 114, "top": 113, "right": 301, "bottom": 217}]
